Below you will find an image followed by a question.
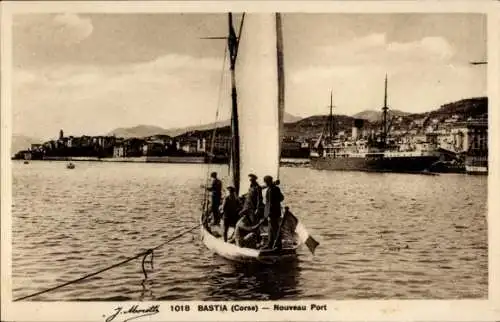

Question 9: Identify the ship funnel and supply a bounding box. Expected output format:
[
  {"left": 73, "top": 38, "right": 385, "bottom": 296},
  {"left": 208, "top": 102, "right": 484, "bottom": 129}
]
[{"left": 352, "top": 118, "right": 364, "bottom": 140}]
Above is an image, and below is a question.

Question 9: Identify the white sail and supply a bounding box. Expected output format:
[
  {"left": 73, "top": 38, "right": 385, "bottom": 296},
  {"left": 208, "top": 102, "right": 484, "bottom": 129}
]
[{"left": 235, "top": 14, "right": 283, "bottom": 196}]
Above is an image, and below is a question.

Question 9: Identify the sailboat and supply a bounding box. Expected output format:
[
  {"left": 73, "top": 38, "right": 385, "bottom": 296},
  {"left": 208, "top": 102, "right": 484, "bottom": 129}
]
[{"left": 200, "top": 13, "right": 318, "bottom": 263}]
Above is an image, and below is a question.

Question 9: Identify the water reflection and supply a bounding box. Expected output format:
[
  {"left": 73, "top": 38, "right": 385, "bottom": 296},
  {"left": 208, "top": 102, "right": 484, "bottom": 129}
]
[{"left": 204, "top": 256, "right": 301, "bottom": 300}]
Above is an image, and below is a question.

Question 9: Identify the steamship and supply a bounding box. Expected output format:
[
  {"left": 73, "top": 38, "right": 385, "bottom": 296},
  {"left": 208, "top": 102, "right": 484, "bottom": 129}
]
[{"left": 309, "top": 76, "right": 441, "bottom": 174}]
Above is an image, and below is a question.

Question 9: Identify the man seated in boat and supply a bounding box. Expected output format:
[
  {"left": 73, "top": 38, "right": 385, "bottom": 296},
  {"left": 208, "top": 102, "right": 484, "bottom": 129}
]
[
  {"left": 229, "top": 212, "right": 264, "bottom": 249},
  {"left": 206, "top": 171, "right": 222, "bottom": 225},
  {"left": 263, "top": 175, "right": 284, "bottom": 250},
  {"left": 238, "top": 173, "right": 263, "bottom": 224},
  {"left": 222, "top": 186, "right": 240, "bottom": 242}
]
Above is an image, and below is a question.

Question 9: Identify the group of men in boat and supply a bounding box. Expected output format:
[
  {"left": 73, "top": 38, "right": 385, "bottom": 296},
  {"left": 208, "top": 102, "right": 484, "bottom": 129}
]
[{"left": 206, "top": 172, "right": 285, "bottom": 250}]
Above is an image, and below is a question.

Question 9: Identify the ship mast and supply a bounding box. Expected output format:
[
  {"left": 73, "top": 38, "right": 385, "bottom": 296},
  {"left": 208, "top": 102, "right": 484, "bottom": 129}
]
[
  {"left": 227, "top": 13, "right": 241, "bottom": 195},
  {"left": 328, "top": 90, "right": 335, "bottom": 141},
  {"left": 200, "top": 13, "right": 243, "bottom": 194},
  {"left": 381, "top": 74, "right": 388, "bottom": 147}
]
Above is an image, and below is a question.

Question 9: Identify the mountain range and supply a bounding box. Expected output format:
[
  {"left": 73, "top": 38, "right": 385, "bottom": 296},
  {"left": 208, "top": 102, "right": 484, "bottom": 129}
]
[
  {"left": 105, "top": 107, "right": 433, "bottom": 139},
  {"left": 352, "top": 109, "right": 411, "bottom": 122},
  {"left": 108, "top": 112, "right": 303, "bottom": 138}
]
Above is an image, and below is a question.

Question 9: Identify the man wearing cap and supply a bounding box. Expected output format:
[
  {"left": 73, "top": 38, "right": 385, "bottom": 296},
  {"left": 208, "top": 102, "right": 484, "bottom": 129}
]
[
  {"left": 239, "top": 173, "right": 263, "bottom": 224},
  {"left": 206, "top": 172, "right": 222, "bottom": 225},
  {"left": 222, "top": 186, "right": 240, "bottom": 242},
  {"left": 263, "top": 175, "right": 284, "bottom": 249}
]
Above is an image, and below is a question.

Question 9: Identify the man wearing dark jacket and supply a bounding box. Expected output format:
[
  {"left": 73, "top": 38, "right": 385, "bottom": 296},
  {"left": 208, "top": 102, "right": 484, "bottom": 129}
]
[
  {"left": 206, "top": 172, "right": 222, "bottom": 225},
  {"left": 239, "top": 173, "right": 263, "bottom": 224},
  {"left": 222, "top": 186, "right": 240, "bottom": 241},
  {"left": 263, "top": 175, "right": 284, "bottom": 249}
]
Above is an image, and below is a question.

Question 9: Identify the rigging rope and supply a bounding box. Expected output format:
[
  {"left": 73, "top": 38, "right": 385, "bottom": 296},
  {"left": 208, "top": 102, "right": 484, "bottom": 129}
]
[
  {"left": 13, "top": 224, "right": 201, "bottom": 302},
  {"left": 16, "top": 37, "right": 230, "bottom": 304},
  {"left": 202, "top": 44, "right": 229, "bottom": 214}
]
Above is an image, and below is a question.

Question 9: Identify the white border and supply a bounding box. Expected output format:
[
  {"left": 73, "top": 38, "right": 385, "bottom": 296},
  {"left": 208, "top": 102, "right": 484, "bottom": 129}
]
[{"left": 1, "top": 1, "right": 499, "bottom": 321}]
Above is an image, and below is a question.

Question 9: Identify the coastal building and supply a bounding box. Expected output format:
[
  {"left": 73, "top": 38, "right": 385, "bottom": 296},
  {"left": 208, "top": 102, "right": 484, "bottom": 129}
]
[
  {"left": 123, "top": 138, "right": 145, "bottom": 157},
  {"left": 30, "top": 144, "right": 43, "bottom": 151},
  {"left": 14, "top": 150, "right": 32, "bottom": 160},
  {"left": 142, "top": 141, "right": 166, "bottom": 156},
  {"left": 431, "top": 115, "right": 487, "bottom": 154},
  {"left": 113, "top": 146, "right": 124, "bottom": 158},
  {"left": 180, "top": 137, "right": 198, "bottom": 153},
  {"left": 412, "top": 118, "right": 426, "bottom": 127},
  {"left": 467, "top": 117, "right": 488, "bottom": 152},
  {"left": 282, "top": 139, "right": 309, "bottom": 158},
  {"left": 197, "top": 137, "right": 231, "bottom": 155}
]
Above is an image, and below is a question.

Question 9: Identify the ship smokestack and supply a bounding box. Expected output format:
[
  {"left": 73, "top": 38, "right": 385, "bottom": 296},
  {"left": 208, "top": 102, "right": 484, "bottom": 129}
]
[
  {"left": 352, "top": 127, "right": 358, "bottom": 140},
  {"left": 352, "top": 118, "right": 364, "bottom": 140}
]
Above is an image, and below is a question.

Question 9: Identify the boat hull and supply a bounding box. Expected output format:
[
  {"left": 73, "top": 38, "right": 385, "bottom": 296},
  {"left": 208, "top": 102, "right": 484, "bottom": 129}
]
[
  {"left": 200, "top": 216, "right": 298, "bottom": 264},
  {"left": 465, "top": 166, "right": 488, "bottom": 175},
  {"left": 465, "top": 155, "right": 488, "bottom": 175},
  {"left": 310, "top": 155, "right": 440, "bottom": 174}
]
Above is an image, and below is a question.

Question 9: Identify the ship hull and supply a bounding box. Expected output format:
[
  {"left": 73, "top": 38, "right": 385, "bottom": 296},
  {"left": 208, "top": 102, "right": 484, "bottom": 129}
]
[
  {"left": 310, "top": 155, "right": 440, "bottom": 173},
  {"left": 465, "top": 155, "right": 488, "bottom": 175}
]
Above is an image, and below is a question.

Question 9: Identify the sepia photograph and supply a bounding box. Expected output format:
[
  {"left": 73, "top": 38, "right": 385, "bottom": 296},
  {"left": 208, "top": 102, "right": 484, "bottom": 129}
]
[{"left": 1, "top": 1, "right": 498, "bottom": 321}]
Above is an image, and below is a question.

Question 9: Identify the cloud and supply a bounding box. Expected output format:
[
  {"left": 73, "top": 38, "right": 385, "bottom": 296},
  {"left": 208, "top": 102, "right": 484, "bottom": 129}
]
[
  {"left": 13, "top": 69, "right": 38, "bottom": 85},
  {"left": 290, "top": 33, "right": 459, "bottom": 85},
  {"left": 13, "top": 13, "right": 93, "bottom": 49},
  {"left": 312, "top": 33, "right": 456, "bottom": 70},
  {"left": 52, "top": 13, "right": 94, "bottom": 45},
  {"left": 286, "top": 33, "right": 483, "bottom": 117},
  {"left": 12, "top": 53, "right": 229, "bottom": 139},
  {"left": 387, "top": 36, "right": 454, "bottom": 60}
]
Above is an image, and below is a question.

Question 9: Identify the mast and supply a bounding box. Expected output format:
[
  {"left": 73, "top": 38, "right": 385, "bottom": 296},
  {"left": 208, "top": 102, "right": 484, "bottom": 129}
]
[
  {"left": 276, "top": 13, "right": 285, "bottom": 179},
  {"left": 382, "top": 74, "right": 388, "bottom": 147},
  {"left": 328, "top": 91, "right": 334, "bottom": 141},
  {"left": 228, "top": 13, "right": 241, "bottom": 195}
]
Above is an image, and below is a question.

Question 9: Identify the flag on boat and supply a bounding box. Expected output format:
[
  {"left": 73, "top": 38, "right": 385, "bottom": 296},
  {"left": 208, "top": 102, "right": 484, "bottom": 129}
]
[{"left": 280, "top": 207, "right": 319, "bottom": 254}]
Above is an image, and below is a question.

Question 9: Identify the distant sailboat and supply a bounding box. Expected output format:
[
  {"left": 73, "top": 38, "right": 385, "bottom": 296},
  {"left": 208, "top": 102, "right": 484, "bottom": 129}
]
[{"left": 200, "top": 13, "right": 318, "bottom": 263}]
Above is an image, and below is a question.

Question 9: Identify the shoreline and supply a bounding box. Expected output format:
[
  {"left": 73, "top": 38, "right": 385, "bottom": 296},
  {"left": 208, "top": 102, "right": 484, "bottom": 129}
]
[
  {"left": 14, "top": 156, "right": 312, "bottom": 167},
  {"left": 14, "top": 157, "right": 488, "bottom": 174}
]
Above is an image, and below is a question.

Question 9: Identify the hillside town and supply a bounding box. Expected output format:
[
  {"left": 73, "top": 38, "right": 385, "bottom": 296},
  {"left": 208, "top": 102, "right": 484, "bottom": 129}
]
[{"left": 13, "top": 97, "right": 488, "bottom": 171}]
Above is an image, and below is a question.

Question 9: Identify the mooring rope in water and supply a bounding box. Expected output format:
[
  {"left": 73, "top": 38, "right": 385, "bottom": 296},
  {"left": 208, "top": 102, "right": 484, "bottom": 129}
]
[{"left": 14, "top": 223, "right": 201, "bottom": 302}]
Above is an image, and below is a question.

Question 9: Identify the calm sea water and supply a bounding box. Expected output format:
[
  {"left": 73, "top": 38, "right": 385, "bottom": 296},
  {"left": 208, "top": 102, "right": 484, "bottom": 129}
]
[{"left": 12, "top": 161, "right": 487, "bottom": 301}]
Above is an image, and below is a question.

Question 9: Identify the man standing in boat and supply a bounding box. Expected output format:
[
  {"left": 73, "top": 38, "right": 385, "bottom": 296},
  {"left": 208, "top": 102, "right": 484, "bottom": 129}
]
[
  {"left": 206, "top": 171, "right": 222, "bottom": 225},
  {"left": 239, "top": 173, "right": 263, "bottom": 224},
  {"left": 222, "top": 186, "right": 240, "bottom": 242},
  {"left": 263, "top": 175, "right": 284, "bottom": 250}
]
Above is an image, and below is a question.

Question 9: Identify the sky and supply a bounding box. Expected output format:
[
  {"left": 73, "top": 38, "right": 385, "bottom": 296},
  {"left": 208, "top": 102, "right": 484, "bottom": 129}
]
[{"left": 12, "top": 13, "right": 487, "bottom": 139}]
